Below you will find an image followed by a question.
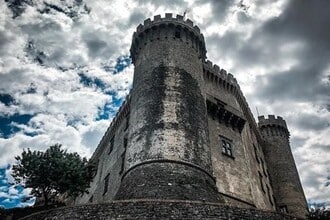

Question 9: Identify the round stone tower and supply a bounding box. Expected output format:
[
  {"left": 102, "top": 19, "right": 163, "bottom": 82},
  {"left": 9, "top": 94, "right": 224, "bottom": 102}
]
[
  {"left": 258, "top": 115, "right": 308, "bottom": 218},
  {"left": 115, "top": 13, "right": 221, "bottom": 202}
]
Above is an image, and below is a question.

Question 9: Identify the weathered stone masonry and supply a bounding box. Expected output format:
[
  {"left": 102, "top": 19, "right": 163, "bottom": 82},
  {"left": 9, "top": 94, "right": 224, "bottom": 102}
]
[
  {"left": 65, "top": 13, "right": 308, "bottom": 219},
  {"left": 21, "top": 200, "right": 298, "bottom": 220}
]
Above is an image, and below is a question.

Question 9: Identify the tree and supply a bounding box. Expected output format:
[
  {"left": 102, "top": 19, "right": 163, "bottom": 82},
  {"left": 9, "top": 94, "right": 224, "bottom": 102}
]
[
  {"left": 307, "top": 207, "right": 330, "bottom": 220},
  {"left": 12, "top": 144, "right": 96, "bottom": 206}
]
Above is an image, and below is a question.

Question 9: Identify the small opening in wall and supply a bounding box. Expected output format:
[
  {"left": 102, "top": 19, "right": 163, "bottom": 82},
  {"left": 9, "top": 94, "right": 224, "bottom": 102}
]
[
  {"left": 120, "top": 138, "right": 127, "bottom": 175},
  {"left": 103, "top": 173, "right": 110, "bottom": 195},
  {"left": 279, "top": 205, "right": 288, "bottom": 214},
  {"left": 220, "top": 136, "right": 234, "bottom": 158},
  {"left": 175, "top": 27, "right": 181, "bottom": 38},
  {"left": 253, "top": 144, "right": 260, "bottom": 164},
  {"left": 108, "top": 136, "right": 114, "bottom": 155},
  {"left": 258, "top": 171, "right": 265, "bottom": 193},
  {"left": 266, "top": 185, "right": 273, "bottom": 206},
  {"left": 124, "top": 114, "right": 129, "bottom": 131}
]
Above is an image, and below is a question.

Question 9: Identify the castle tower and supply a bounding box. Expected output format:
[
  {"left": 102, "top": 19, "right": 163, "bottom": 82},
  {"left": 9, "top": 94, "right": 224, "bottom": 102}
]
[
  {"left": 114, "top": 14, "right": 221, "bottom": 202},
  {"left": 258, "top": 115, "right": 308, "bottom": 218}
]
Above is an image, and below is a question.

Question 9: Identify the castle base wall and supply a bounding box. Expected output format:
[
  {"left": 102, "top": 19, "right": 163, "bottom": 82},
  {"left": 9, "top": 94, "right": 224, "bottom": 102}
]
[
  {"left": 114, "top": 161, "right": 221, "bottom": 202},
  {"left": 20, "top": 200, "right": 299, "bottom": 220}
]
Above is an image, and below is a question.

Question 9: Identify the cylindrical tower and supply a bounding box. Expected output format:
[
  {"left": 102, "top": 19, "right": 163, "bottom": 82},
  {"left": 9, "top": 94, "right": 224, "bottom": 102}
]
[
  {"left": 258, "top": 115, "right": 308, "bottom": 218},
  {"left": 115, "top": 13, "right": 221, "bottom": 202}
]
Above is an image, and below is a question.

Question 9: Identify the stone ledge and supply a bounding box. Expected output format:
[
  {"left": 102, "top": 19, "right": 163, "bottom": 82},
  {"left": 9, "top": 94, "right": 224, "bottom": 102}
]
[{"left": 20, "top": 199, "right": 300, "bottom": 220}]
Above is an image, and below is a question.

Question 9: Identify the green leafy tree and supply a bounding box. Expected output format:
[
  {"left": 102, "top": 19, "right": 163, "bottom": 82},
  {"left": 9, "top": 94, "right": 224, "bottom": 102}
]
[
  {"left": 307, "top": 207, "right": 330, "bottom": 220},
  {"left": 12, "top": 144, "right": 96, "bottom": 206}
]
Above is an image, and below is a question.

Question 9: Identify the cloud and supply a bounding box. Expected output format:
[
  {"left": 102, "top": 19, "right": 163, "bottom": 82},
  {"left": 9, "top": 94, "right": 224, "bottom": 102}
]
[{"left": 0, "top": 166, "right": 34, "bottom": 209}]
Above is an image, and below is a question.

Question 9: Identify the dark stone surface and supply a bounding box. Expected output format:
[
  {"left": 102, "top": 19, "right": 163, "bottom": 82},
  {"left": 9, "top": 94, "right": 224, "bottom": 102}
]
[
  {"left": 114, "top": 162, "right": 222, "bottom": 202},
  {"left": 20, "top": 200, "right": 300, "bottom": 220},
  {"left": 119, "top": 64, "right": 218, "bottom": 202},
  {"left": 259, "top": 116, "right": 308, "bottom": 218}
]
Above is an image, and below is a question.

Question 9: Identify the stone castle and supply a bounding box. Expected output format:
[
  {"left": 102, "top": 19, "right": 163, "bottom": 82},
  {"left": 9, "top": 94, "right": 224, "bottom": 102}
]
[{"left": 68, "top": 13, "right": 308, "bottom": 219}]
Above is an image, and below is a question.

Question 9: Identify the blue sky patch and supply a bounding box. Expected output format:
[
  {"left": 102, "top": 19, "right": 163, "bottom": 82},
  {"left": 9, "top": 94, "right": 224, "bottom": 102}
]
[
  {"left": 0, "top": 94, "right": 15, "bottom": 106},
  {"left": 97, "top": 93, "right": 123, "bottom": 121},
  {"left": 0, "top": 114, "right": 34, "bottom": 138},
  {"left": 103, "top": 55, "right": 131, "bottom": 74},
  {"left": 113, "top": 55, "right": 131, "bottom": 74},
  {"left": 78, "top": 73, "right": 106, "bottom": 90},
  {"left": 0, "top": 165, "right": 34, "bottom": 209}
]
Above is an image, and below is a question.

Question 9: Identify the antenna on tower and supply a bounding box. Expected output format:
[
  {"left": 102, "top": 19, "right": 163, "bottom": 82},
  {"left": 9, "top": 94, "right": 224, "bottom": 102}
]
[
  {"left": 256, "top": 106, "right": 260, "bottom": 117},
  {"left": 183, "top": 9, "right": 189, "bottom": 19}
]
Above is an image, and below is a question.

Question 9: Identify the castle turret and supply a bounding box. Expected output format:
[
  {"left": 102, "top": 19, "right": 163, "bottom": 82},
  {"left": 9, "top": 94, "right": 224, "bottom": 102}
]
[
  {"left": 258, "top": 115, "right": 308, "bottom": 218},
  {"left": 114, "top": 14, "right": 222, "bottom": 202}
]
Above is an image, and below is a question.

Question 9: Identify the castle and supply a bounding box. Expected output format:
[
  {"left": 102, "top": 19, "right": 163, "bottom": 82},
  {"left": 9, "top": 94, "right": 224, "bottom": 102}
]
[{"left": 72, "top": 13, "right": 308, "bottom": 219}]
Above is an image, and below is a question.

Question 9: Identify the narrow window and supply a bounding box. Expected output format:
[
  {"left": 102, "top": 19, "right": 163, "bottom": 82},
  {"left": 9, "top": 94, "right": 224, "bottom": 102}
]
[
  {"left": 220, "top": 137, "right": 234, "bottom": 158},
  {"left": 120, "top": 138, "right": 128, "bottom": 174},
  {"left": 259, "top": 171, "right": 265, "bottom": 193},
  {"left": 222, "top": 140, "right": 227, "bottom": 154},
  {"left": 108, "top": 136, "right": 114, "bottom": 155},
  {"left": 266, "top": 185, "right": 273, "bottom": 206},
  {"left": 254, "top": 144, "right": 260, "bottom": 163},
  {"left": 261, "top": 158, "right": 267, "bottom": 177},
  {"left": 119, "top": 153, "right": 126, "bottom": 174},
  {"left": 92, "top": 159, "right": 99, "bottom": 178},
  {"left": 103, "top": 173, "right": 110, "bottom": 195},
  {"left": 124, "top": 114, "right": 129, "bottom": 131},
  {"left": 279, "top": 205, "right": 288, "bottom": 213},
  {"left": 174, "top": 27, "right": 181, "bottom": 38}
]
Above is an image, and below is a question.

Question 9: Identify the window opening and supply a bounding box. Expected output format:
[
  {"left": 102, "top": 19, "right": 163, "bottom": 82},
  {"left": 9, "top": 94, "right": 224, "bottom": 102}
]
[
  {"left": 259, "top": 171, "right": 265, "bottom": 193},
  {"left": 124, "top": 114, "right": 129, "bottom": 131},
  {"left": 220, "top": 137, "right": 234, "bottom": 158},
  {"left": 103, "top": 173, "right": 110, "bottom": 195},
  {"left": 174, "top": 27, "right": 181, "bottom": 38},
  {"left": 108, "top": 136, "right": 114, "bottom": 155},
  {"left": 279, "top": 205, "right": 288, "bottom": 214},
  {"left": 120, "top": 138, "right": 128, "bottom": 174}
]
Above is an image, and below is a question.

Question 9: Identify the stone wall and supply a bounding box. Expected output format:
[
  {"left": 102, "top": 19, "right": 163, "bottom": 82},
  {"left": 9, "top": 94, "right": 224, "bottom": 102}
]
[
  {"left": 74, "top": 97, "right": 130, "bottom": 205},
  {"left": 20, "top": 200, "right": 299, "bottom": 220},
  {"left": 118, "top": 12, "right": 219, "bottom": 202},
  {"left": 204, "top": 63, "right": 275, "bottom": 210},
  {"left": 258, "top": 115, "right": 308, "bottom": 218}
]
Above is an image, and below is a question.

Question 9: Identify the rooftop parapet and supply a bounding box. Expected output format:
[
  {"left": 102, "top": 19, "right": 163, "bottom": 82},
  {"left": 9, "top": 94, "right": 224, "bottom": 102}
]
[
  {"left": 130, "top": 13, "right": 207, "bottom": 63},
  {"left": 135, "top": 13, "right": 203, "bottom": 35},
  {"left": 258, "top": 115, "right": 288, "bottom": 129},
  {"left": 203, "top": 60, "right": 263, "bottom": 142},
  {"left": 203, "top": 60, "right": 239, "bottom": 88}
]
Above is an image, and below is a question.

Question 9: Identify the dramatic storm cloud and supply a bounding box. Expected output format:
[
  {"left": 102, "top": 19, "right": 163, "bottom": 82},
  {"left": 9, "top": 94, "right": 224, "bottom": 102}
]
[{"left": 0, "top": 0, "right": 329, "bottom": 209}]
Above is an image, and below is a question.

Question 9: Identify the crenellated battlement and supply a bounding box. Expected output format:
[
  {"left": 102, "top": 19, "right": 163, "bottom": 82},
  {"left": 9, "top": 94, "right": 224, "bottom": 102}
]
[
  {"left": 203, "top": 60, "right": 239, "bottom": 86},
  {"left": 203, "top": 60, "right": 263, "bottom": 142},
  {"left": 258, "top": 115, "right": 288, "bottom": 129},
  {"left": 130, "top": 13, "right": 206, "bottom": 64},
  {"left": 258, "top": 115, "right": 289, "bottom": 137},
  {"left": 136, "top": 13, "right": 202, "bottom": 35}
]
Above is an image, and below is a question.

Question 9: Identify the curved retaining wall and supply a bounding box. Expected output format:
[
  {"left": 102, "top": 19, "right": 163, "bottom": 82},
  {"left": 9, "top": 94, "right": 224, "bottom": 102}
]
[{"left": 20, "top": 200, "right": 299, "bottom": 220}]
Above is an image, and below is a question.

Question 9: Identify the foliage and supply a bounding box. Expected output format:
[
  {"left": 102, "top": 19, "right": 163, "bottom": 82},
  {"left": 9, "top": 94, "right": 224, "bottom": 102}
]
[
  {"left": 0, "top": 202, "right": 65, "bottom": 220},
  {"left": 12, "top": 144, "right": 95, "bottom": 205},
  {"left": 307, "top": 207, "right": 330, "bottom": 220}
]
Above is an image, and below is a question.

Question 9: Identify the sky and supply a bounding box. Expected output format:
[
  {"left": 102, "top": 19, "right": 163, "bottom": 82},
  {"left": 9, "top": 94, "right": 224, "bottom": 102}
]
[{"left": 0, "top": 0, "right": 329, "bottom": 209}]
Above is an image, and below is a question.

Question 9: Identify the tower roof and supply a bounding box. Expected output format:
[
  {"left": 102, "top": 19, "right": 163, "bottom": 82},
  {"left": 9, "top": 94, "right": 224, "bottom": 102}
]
[
  {"left": 130, "top": 13, "right": 207, "bottom": 63},
  {"left": 258, "top": 115, "right": 288, "bottom": 130}
]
